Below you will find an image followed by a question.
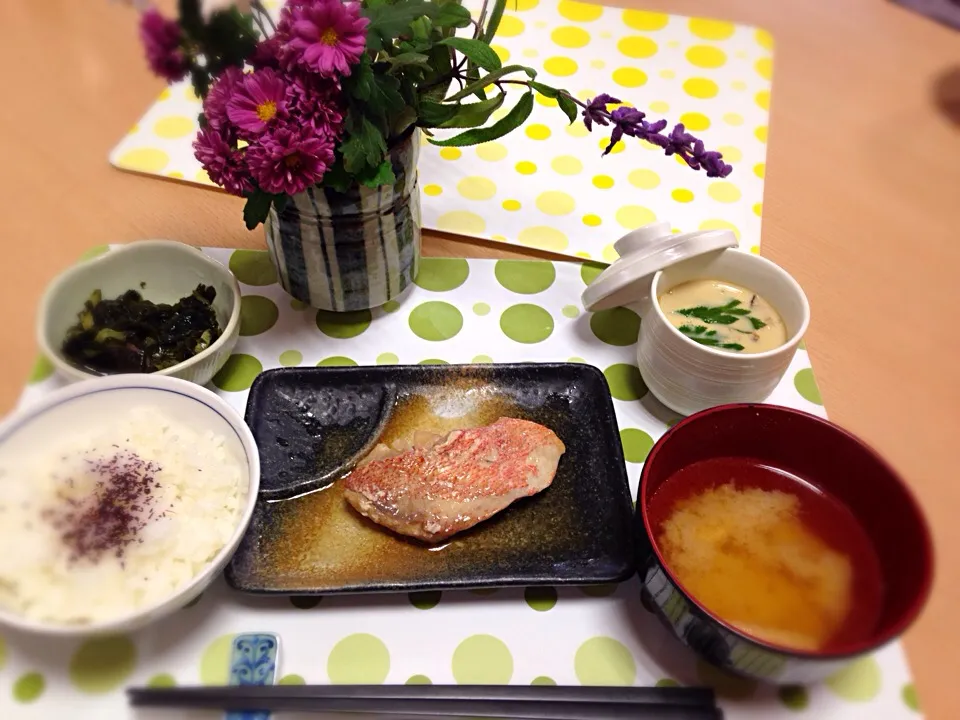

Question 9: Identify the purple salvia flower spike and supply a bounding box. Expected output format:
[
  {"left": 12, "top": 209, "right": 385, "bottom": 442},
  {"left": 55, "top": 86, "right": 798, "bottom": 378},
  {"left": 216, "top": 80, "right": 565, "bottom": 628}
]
[{"left": 576, "top": 88, "right": 733, "bottom": 177}]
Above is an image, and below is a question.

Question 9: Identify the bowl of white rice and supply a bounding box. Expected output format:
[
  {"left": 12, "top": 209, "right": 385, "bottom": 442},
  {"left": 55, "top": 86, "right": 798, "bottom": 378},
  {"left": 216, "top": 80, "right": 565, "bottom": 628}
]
[{"left": 0, "top": 373, "right": 259, "bottom": 635}]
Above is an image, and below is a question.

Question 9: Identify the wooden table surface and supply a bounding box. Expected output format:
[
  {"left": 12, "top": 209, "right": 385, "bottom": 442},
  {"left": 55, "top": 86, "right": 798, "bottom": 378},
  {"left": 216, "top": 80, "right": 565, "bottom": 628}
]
[{"left": 2, "top": 0, "right": 958, "bottom": 714}]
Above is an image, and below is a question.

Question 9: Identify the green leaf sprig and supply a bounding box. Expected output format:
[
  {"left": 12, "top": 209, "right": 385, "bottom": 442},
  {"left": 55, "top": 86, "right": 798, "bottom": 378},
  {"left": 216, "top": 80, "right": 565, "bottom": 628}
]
[
  {"left": 672, "top": 298, "right": 769, "bottom": 352},
  {"left": 675, "top": 299, "right": 766, "bottom": 327},
  {"left": 337, "top": 0, "right": 583, "bottom": 183},
  {"left": 677, "top": 325, "right": 745, "bottom": 352}
]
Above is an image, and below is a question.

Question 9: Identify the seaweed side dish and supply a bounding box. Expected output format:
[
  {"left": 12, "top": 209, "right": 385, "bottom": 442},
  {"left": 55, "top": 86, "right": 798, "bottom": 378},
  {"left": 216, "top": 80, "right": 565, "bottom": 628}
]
[{"left": 61, "top": 284, "right": 222, "bottom": 374}]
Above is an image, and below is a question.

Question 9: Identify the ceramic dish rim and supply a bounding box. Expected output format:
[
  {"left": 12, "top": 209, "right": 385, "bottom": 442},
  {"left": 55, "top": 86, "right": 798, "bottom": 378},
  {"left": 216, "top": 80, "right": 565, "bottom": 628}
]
[
  {"left": 0, "top": 374, "right": 261, "bottom": 636},
  {"left": 639, "top": 402, "right": 934, "bottom": 660},
  {"left": 36, "top": 239, "right": 242, "bottom": 383}
]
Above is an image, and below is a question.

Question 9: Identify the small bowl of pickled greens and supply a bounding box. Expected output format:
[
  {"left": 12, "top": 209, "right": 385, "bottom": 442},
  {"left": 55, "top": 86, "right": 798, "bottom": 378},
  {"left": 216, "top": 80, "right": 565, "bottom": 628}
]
[
  {"left": 63, "top": 285, "right": 222, "bottom": 374},
  {"left": 38, "top": 241, "right": 241, "bottom": 386}
]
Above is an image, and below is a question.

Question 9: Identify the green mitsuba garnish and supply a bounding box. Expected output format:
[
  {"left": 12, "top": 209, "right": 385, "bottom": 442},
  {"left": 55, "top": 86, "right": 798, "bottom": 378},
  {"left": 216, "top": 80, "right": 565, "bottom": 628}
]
[
  {"left": 676, "top": 298, "right": 752, "bottom": 325},
  {"left": 677, "top": 324, "right": 745, "bottom": 352},
  {"left": 673, "top": 298, "right": 768, "bottom": 353}
]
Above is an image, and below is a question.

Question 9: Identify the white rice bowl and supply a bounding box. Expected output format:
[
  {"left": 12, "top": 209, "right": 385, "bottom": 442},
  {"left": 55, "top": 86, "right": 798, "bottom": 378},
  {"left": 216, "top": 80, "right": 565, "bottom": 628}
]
[{"left": 0, "top": 376, "right": 258, "bottom": 634}]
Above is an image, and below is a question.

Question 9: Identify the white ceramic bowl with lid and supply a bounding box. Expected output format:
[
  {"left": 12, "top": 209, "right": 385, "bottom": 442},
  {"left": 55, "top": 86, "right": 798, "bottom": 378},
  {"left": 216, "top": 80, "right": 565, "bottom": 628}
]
[{"left": 582, "top": 222, "right": 810, "bottom": 416}]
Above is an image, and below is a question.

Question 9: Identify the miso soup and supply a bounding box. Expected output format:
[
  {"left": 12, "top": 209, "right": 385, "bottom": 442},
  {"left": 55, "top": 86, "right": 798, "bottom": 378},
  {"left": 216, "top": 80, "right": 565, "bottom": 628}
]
[{"left": 647, "top": 458, "right": 883, "bottom": 652}]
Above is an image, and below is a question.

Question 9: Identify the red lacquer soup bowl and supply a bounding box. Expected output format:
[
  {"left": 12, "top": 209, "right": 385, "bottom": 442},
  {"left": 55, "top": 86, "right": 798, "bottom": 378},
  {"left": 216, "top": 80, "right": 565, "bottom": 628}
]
[{"left": 636, "top": 404, "right": 933, "bottom": 685}]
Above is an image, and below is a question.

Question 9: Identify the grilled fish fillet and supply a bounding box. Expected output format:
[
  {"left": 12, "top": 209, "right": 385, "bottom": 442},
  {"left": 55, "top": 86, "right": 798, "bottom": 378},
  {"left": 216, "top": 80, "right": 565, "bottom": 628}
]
[{"left": 342, "top": 418, "right": 565, "bottom": 542}]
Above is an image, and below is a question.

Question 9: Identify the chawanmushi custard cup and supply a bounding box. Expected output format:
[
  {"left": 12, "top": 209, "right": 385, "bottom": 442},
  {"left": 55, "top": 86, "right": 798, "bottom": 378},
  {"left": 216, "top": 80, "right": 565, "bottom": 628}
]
[{"left": 581, "top": 222, "right": 810, "bottom": 416}]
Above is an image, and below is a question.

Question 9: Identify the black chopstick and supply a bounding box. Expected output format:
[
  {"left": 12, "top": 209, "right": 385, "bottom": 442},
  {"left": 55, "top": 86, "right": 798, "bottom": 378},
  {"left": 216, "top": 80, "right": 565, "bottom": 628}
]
[
  {"left": 129, "top": 684, "right": 715, "bottom": 705},
  {"left": 129, "top": 684, "right": 715, "bottom": 704},
  {"left": 128, "top": 684, "right": 722, "bottom": 719}
]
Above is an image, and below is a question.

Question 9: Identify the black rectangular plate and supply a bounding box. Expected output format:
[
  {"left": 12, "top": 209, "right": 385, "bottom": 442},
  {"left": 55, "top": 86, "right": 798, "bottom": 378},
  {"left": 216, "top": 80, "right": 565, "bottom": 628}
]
[{"left": 226, "top": 363, "right": 635, "bottom": 595}]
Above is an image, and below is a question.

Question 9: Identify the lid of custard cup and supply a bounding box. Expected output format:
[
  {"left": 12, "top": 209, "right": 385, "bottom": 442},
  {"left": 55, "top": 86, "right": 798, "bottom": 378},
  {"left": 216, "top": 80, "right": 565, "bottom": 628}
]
[{"left": 581, "top": 222, "right": 740, "bottom": 312}]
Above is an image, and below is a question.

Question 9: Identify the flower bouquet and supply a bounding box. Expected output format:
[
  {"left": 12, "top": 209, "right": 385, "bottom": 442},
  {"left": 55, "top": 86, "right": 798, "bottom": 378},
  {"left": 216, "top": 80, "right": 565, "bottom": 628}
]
[{"left": 136, "top": 0, "right": 731, "bottom": 311}]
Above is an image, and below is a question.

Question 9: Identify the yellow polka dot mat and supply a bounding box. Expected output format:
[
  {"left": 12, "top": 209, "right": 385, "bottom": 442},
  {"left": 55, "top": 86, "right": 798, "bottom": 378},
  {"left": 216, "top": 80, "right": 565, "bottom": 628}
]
[
  {"left": 109, "top": 2, "right": 771, "bottom": 261},
  {"left": 12, "top": 248, "right": 921, "bottom": 719}
]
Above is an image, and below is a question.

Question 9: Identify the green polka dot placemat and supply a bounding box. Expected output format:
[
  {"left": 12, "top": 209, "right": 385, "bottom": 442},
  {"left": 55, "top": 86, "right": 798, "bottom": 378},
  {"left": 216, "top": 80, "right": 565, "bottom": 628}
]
[
  {"left": 11, "top": 248, "right": 922, "bottom": 719},
  {"left": 109, "top": 0, "right": 770, "bottom": 262}
]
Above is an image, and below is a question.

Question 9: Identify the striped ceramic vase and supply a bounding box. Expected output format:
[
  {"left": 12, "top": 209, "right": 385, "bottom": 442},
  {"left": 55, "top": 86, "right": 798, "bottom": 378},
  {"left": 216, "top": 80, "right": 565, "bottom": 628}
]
[{"left": 264, "top": 131, "right": 421, "bottom": 311}]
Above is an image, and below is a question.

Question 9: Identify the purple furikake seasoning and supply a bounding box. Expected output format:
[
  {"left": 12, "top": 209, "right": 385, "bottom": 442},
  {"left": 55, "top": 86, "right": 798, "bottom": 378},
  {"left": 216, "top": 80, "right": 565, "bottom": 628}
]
[{"left": 42, "top": 451, "right": 163, "bottom": 565}]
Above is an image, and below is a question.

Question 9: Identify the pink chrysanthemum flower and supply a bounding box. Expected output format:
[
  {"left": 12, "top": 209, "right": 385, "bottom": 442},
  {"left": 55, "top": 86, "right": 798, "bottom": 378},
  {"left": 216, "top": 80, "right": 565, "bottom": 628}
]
[
  {"left": 249, "top": 35, "right": 283, "bottom": 70},
  {"left": 246, "top": 124, "right": 335, "bottom": 195},
  {"left": 286, "top": 74, "right": 345, "bottom": 137},
  {"left": 227, "top": 68, "right": 289, "bottom": 136},
  {"left": 139, "top": 9, "right": 189, "bottom": 82},
  {"left": 280, "top": 0, "right": 369, "bottom": 77},
  {"left": 193, "top": 127, "right": 253, "bottom": 197},
  {"left": 203, "top": 66, "right": 245, "bottom": 134}
]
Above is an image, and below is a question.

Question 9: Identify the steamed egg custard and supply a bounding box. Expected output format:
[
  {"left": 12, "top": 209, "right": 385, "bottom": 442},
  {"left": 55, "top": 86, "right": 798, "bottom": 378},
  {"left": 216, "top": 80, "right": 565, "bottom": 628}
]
[{"left": 658, "top": 279, "right": 787, "bottom": 353}]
